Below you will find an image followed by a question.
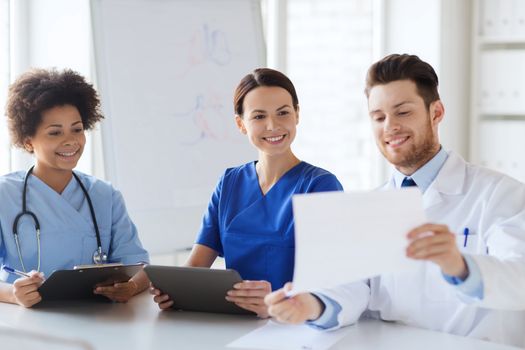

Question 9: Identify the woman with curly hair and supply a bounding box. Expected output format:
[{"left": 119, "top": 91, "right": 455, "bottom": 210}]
[{"left": 0, "top": 68, "right": 149, "bottom": 307}]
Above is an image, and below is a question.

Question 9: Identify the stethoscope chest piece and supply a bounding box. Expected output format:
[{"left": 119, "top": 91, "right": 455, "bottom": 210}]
[{"left": 93, "top": 247, "right": 108, "bottom": 265}]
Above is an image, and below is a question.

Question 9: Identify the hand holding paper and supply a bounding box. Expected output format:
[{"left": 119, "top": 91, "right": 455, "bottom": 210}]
[{"left": 291, "top": 189, "right": 426, "bottom": 292}]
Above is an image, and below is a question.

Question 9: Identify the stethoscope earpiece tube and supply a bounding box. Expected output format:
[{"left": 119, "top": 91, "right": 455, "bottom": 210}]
[
  {"left": 72, "top": 172, "right": 104, "bottom": 262},
  {"left": 12, "top": 166, "right": 107, "bottom": 273},
  {"left": 12, "top": 166, "right": 41, "bottom": 273}
]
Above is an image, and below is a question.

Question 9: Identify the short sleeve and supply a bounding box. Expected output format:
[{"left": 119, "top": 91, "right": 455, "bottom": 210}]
[
  {"left": 0, "top": 178, "right": 9, "bottom": 279},
  {"left": 310, "top": 174, "right": 344, "bottom": 193},
  {"left": 109, "top": 189, "right": 150, "bottom": 264},
  {"left": 0, "top": 222, "right": 6, "bottom": 281},
  {"left": 195, "top": 174, "right": 224, "bottom": 256}
]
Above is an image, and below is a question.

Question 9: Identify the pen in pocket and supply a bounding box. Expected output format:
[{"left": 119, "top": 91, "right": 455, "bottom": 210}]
[{"left": 463, "top": 227, "right": 469, "bottom": 247}]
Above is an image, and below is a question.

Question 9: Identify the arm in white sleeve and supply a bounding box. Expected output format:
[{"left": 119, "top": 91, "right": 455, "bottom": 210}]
[{"left": 306, "top": 280, "right": 370, "bottom": 331}]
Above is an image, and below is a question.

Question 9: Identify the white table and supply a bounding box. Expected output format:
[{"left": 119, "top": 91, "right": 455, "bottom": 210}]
[{"left": 0, "top": 292, "right": 518, "bottom": 350}]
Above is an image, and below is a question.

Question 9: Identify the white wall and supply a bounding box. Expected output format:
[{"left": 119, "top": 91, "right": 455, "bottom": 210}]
[
  {"left": 439, "top": 0, "right": 471, "bottom": 158},
  {"left": 27, "top": 0, "right": 90, "bottom": 74},
  {"left": 384, "top": 0, "right": 441, "bottom": 66},
  {"left": 0, "top": 0, "right": 10, "bottom": 175}
]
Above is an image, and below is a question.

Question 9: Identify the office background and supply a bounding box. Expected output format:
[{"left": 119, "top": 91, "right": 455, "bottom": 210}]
[{"left": 0, "top": 0, "right": 523, "bottom": 260}]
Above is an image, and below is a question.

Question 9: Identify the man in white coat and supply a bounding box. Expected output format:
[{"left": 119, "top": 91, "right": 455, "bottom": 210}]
[{"left": 265, "top": 54, "right": 525, "bottom": 347}]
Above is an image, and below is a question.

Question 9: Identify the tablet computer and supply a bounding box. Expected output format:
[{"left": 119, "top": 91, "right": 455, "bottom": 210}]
[
  {"left": 38, "top": 263, "right": 144, "bottom": 301},
  {"left": 144, "top": 265, "right": 255, "bottom": 315}
]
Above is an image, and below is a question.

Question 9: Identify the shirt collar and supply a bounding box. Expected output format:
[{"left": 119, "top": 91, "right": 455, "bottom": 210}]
[{"left": 393, "top": 147, "right": 449, "bottom": 193}]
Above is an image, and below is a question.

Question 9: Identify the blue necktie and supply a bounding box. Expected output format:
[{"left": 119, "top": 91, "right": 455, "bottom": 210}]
[{"left": 401, "top": 177, "right": 417, "bottom": 187}]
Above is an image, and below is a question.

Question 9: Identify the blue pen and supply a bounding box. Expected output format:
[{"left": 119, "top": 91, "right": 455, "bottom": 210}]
[
  {"left": 463, "top": 227, "right": 469, "bottom": 247},
  {"left": 2, "top": 266, "right": 30, "bottom": 278}
]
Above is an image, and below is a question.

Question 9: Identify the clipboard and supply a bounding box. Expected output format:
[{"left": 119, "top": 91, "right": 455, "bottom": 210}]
[
  {"left": 144, "top": 265, "right": 255, "bottom": 315},
  {"left": 38, "top": 263, "right": 144, "bottom": 301}
]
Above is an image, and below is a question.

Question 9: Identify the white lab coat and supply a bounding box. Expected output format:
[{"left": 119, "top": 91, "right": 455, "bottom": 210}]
[{"left": 320, "top": 152, "right": 525, "bottom": 347}]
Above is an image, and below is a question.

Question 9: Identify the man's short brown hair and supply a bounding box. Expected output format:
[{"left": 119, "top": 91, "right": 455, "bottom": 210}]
[{"left": 365, "top": 54, "right": 440, "bottom": 109}]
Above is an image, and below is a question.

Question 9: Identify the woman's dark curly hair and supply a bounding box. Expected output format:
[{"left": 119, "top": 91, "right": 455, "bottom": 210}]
[{"left": 5, "top": 68, "right": 104, "bottom": 149}]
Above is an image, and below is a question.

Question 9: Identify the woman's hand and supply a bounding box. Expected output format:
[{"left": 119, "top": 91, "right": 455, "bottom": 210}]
[
  {"left": 12, "top": 271, "right": 44, "bottom": 308},
  {"left": 94, "top": 269, "right": 149, "bottom": 303},
  {"left": 94, "top": 280, "right": 139, "bottom": 302},
  {"left": 225, "top": 280, "right": 272, "bottom": 318},
  {"left": 150, "top": 285, "right": 174, "bottom": 310}
]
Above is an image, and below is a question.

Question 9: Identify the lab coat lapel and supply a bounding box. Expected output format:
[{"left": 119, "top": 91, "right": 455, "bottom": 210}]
[
  {"left": 382, "top": 152, "right": 467, "bottom": 210},
  {"left": 383, "top": 174, "right": 441, "bottom": 208},
  {"left": 382, "top": 177, "right": 396, "bottom": 190},
  {"left": 423, "top": 152, "right": 466, "bottom": 210},
  {"left": 422, "top": 186, "right": 443, "bottom": 209}
]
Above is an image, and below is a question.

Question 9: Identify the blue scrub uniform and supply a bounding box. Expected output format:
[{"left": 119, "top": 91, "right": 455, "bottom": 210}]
[
  {"left": 0, "top": 171, "right": 149, "bottom": 283},
  {"left": 196, "top": 161, "right": 343, "bottom": 290}
]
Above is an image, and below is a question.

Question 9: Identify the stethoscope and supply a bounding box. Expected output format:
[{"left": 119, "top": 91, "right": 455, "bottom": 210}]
[{"left": 12, "top": 166, "right": 108, "bottom": 272}]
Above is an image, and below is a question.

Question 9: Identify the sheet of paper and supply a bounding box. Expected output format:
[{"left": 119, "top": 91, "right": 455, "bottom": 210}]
[
  {"left": 292, "top": 189, "right": 426, "bottom": 292},
  {"left": 227, "top": 320, "right": 350, "bottom": 350}
]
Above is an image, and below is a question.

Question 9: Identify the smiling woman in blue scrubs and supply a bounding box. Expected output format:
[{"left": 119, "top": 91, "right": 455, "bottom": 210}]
[
  {"left": 151, "top": 68, "right": 343, "bottom": 317},
  {"left": 0, "top": 68, "right": 149, "bottom": 307}
]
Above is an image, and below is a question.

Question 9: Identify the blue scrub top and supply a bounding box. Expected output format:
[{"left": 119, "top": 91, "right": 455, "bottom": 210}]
[
  {"left": 196, "top": 161, "right": 343, "bottom": 290},
  {"left": 0, "top": 171, "right": 149, "bottom": 283}
]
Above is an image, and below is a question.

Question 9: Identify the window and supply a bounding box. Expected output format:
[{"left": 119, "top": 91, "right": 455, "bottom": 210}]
[
  {"left": 0, "top": 0, "right": 9, "bottom": 175},
  {"left": 1, "top": 0, "right": 383, "bottom": 188},
  {"left": 0, "top": 0, "right": 93, "bottom": 176},
  {"left": 287, "top": 0, "right": 381, "bottom": 190}
]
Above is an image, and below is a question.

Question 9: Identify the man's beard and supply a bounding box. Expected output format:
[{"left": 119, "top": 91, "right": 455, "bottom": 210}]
[{"left": 382, "top": 122, "right": 438, "bottom": 171}]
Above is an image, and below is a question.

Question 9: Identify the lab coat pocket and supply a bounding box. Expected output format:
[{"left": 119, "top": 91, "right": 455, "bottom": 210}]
[{"left": 456, "top": 232, "right": 481, "bottom": 254}]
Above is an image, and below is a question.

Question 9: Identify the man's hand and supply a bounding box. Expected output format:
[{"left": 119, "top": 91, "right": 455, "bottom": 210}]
[{"left": 407, "top": 223, "right": 468, "bottom": 278}]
